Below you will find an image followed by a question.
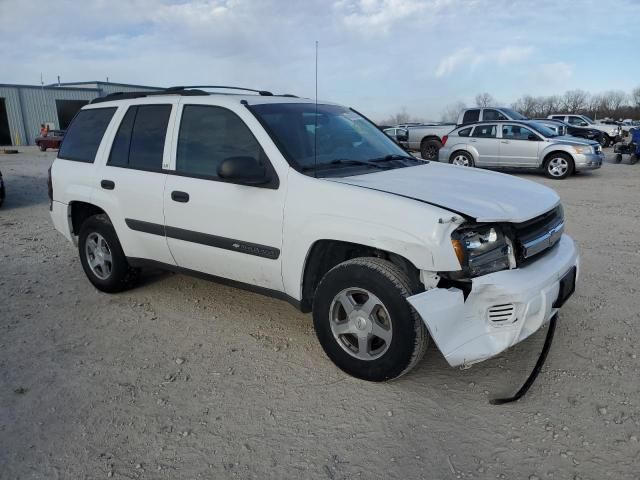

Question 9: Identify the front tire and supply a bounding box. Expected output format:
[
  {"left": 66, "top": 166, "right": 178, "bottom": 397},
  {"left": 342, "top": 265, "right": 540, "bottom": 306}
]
[
  {"left": 39, "top": 145, "right": 47, "bottom": 152},
  {"left": 421, "top": 139, "right": 442, "bottom": 161},
  {"left": 601, "top": 135, "right": 611, "bottom": 148},
  {"left": 544, "top": 153, "right": 574, "bottom": 179},
  {"left": 631, "top": 154, "right": 639, "bottom": 165},
  {"left": 312, "top": 257, "right": 428, "bottom": 382},
  {"left": 78, "top": 214, "right": 139, "bottom": 293}
]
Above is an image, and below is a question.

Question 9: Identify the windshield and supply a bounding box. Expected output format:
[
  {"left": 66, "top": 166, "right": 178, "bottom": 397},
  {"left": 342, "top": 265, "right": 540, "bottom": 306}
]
[
  {"left": 529, "top": 121, "right": 559, "bottom": 137},
  {"left": 250, "top": 103, "right": 419, "bottom": 176},
  {"left": 500, "top": 108, "right": 528, "bottom": 120}
]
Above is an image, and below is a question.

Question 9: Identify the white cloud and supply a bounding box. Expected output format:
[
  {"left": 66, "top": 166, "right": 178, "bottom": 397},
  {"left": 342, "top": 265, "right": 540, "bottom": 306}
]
[{"left": 435, "top": 45, "right": 534, "bottom": 77}]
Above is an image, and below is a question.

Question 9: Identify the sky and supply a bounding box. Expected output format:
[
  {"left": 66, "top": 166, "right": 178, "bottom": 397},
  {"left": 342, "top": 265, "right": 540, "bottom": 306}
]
[{"left": 1, "top": 0, "right": 638, "bottom": 121}]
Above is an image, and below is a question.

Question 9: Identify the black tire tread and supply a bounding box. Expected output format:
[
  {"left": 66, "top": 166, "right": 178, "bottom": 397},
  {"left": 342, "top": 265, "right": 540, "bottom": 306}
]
[{"left": 315, "top": 257, "right": 428, "bottom": 381}]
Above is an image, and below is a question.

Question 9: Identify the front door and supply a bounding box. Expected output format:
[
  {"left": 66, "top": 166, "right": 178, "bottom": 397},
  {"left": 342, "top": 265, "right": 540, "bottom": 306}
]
[
  {"left": 163, "top": 102, "right": 286, "bottom": 290},
  {"left": 498, "top": 124, "right": 541, "bottom": 167}
]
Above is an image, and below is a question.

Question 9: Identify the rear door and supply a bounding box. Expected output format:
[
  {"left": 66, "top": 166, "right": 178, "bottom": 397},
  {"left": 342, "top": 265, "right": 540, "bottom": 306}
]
[
  {"left": 498, "top": 124, "right": 541, "bottom": 167},
  {"left": 162, "top": 100, "right": 286, "bottom": 290},
  {"left": 469, "top": 124, "right": 499, "bottom": 165},
  {"left": 93, "top": 99, "right": 177, "bottom": 265}
]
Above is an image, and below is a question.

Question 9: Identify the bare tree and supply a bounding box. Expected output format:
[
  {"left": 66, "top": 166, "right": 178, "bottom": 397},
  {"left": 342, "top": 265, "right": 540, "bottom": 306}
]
[
  {"left": 561, "top": 90, "right": 589, "bottom": 113},
  {"left": 633, "top": 86, "right": 640, "bottom": 108},
  {"left": 441, "top": 101, "right": 467, "bottom": 123},
  {"left": 475, "top": 93, "right": 496, "bottom": 108},
  {"left": 598, "top": 90, "right": 628, "bottom": 118},
  {"left": 380, "top": 108, "right": 414, "bottom": 126},
  {"left": 511, "top": 95, "right": 539, "bottom": 118}
]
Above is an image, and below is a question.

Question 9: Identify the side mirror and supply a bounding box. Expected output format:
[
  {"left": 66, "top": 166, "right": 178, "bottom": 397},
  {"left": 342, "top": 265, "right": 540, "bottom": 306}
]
[
  {"left": 528, "top": 134, "right": 539, "bottom": 141},
  {"left": 217, "top": 156, "right": 269, "bottom": 185}
]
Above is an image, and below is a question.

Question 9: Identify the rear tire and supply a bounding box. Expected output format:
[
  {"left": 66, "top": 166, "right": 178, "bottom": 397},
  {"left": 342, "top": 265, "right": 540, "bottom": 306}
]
[
  {"left": 420, "top": 139, "right": 442, "bottom": 161},
  {"left": 544, "top": 153, "right": 574, "bottom": 180},
  {"left": 78, "top": 214, "right": 139, "bottom": 293},
  {"left": 615, "top": 153, "right": 623, "bottom": 163},
  {"left": 630, "top": 154, "right": 639, "bottom": 165},
  {"left": 312, "top": 257, "right": 428, "bottom": 382},
  {"left": 39, "top": 145, "right": 47, "bottom": 152},
  {"left": 449, "top": 151, "right": 474, "bottom": 167},
  {"left": 602, "top": 135, "right": 611, "bottom": 148}
]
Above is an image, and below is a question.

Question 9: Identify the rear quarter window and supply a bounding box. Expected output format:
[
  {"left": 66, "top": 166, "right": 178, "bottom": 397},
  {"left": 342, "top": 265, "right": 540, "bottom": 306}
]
[
  {"left": 58, "top": 107, "right": 116, "bottom": 163},
  {"left": 458, "top": 127, "right": 472, "bottom": 137},
  {"left": 462, "top": 109, "right": 480, "bottom": 124}
]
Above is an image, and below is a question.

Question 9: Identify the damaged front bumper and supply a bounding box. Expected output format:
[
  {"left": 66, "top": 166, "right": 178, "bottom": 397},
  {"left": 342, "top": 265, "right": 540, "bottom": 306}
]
[{"left": 407, "top": 234, "right": 579, "bottom": 367}]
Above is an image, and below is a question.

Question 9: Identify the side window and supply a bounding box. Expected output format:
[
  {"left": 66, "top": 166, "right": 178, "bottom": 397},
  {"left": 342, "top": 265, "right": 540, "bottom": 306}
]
[
  {"left": 551, "top": 116, "right": 565, "bottom": 121},
  {"left": 462, "top": 109, "right": 480, "bottom": 124},
  {"left": 567, "top": 116, "right": 588, "bottom": 127},
  {"left": 107, "top": 104, "right": 171, "bottom": 170},
  {"left": 458, "top": 127, "right": 472, "bottom": 137},
  {"left": 483, "top": 109, "right": 507, "bottom": 121},
  {"left": 471, "top": 124, "right": 497, "bottom": 138},
  {"left": 58, "top": 107, "right": 116, "bottom": 162},
  {"left": 108, "top": 107, "right": 136, "bottom": 167},
  {"left": 176, "top": 105, "right": 266, "bottom": 179},
  {"left": 502, "top": 125, "right": 535, "bottom": 140}
]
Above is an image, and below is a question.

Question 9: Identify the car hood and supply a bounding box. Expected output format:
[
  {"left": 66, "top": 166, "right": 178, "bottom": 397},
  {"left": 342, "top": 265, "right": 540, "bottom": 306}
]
[
  {"left": 328, "top": 162, "right": 560, "bottom": 223},
  {"left": 552, "top": 136, "right": 600, "bottom": 146}
]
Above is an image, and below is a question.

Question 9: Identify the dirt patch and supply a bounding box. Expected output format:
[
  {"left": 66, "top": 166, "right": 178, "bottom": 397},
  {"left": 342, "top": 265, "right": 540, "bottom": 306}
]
[{"left": 1, "top": 147, "right": 639, "bottom": 478}]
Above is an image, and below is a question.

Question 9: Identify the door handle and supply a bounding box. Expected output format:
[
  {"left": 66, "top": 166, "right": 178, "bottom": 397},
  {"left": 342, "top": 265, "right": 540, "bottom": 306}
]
[
  {"left": 501, "top": 140, "right": 509, "bottom": 144},
  {"left": 101, "top": 180, "right": 115, "bottom": 190},
  {"left": 469, "top": 139, "right": 477, "bottom": 142},
  {"left": 171, "top": 191, "right": 190, "bottom": 203}
]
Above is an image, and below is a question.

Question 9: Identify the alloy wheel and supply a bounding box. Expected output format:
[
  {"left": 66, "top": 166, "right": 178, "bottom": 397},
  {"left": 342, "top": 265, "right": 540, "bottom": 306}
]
[
  {"left": 85, "top": 232, "right": 113, "bottom": 280},
  {"left": 548, "top": 157, "right": 569, "bottom": 177},
  {"left": 329, "top": 288, "right": 393, "bottom": 361}
]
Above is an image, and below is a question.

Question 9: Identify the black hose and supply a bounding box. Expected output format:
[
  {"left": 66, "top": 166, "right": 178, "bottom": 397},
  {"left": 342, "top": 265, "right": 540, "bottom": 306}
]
[{"left": 490, "top": 314, "right": 558, "bottom": 405}]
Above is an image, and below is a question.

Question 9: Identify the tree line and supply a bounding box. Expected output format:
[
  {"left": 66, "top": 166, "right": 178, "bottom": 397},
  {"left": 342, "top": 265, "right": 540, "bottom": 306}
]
[{"left": 380, "top": 86, "right": 640, "bottom": 125}]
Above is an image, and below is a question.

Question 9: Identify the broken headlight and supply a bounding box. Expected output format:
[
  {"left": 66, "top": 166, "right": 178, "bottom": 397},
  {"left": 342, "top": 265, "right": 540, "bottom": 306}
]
[{"left": 451, "top": 225, "right": 516, "bottom": 277}]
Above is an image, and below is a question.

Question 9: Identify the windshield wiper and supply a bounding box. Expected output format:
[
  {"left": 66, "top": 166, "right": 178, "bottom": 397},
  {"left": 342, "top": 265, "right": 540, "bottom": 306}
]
[
  {"left": 368, "top": 154, "right": 422, "bottom": 163},
  {"left": 302, "top": 159, "right": 392, "bottom": 172}
]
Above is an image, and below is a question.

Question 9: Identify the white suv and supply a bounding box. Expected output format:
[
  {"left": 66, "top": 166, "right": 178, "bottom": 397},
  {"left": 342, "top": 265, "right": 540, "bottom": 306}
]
[{"left": 49, "top": 87, "right": 579, "bottom": 381}]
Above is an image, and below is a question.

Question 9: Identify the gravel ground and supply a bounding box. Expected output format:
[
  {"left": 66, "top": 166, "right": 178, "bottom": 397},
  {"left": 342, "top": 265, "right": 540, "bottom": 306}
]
[{"left": 1, "top": 147, "right": 639, "bottom": 480}]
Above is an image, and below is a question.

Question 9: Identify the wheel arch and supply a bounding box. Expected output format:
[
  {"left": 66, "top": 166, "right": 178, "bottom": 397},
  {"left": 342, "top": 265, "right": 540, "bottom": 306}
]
[
  {"left": 420, "top": 135, "right": 443, "bottom": 147},
  {"left": 69, "top": 201, "right": 109, "bottom": 235},
  {"left": 299, "top": 239, "right": 423, "bottom": 313},
  {"left": 542, "top": 149, "right": 574, "bottom": 168},
  {"left": 448, "top": 147, "right": 476, "bottom": 163}
]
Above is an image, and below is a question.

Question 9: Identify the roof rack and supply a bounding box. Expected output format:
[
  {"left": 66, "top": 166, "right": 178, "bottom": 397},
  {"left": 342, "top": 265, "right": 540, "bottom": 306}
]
[
  {"left": 90, "top": 85, "right": 278, "bottom": 104},
  {"left": 167, "top": 85, "right": 274, "bottom": 96}
]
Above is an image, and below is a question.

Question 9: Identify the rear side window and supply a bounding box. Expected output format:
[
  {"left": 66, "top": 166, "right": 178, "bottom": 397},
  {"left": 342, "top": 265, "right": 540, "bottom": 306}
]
[
  {"left": 176, "top": 105, "right": 265, "bottom": 179},
  {"left": 108, "top": 104, "right": 171, "bottom": 170},
  {"left": 471, "top": 125, "right": 497, "bottom": 138},
  {"left": 58, "top": 107, "right": 116, "bottom": 162},
  {"left": 483, "top": 109, "right": 508, "bottom": 121},
  {"left": 551, "top": 116, "right": 565, "bottom": 121},
  {"left": 462, "top": 109, "right": 480, "bottom": 124},
  {"left": 458, "top": 127, "right": 472, "bottom": 137}
]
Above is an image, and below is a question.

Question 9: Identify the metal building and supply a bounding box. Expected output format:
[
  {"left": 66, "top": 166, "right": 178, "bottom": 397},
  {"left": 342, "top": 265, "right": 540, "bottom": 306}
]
[{"left": 0, "top": 81, "right": 161, "bottom": 146}]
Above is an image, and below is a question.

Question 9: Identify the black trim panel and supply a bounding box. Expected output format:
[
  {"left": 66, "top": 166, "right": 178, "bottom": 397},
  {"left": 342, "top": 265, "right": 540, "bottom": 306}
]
[
  {"left": 125, "top": 218, "right": 280, "bottom": 260},
  {"left": 126, "top": 257, "right": 302, "bottom": 310}
]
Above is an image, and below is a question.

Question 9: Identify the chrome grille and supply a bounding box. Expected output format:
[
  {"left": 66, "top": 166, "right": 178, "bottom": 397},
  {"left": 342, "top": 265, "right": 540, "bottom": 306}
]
[{"left": 513, "top": 206, "right": 564, "bottom": 263}]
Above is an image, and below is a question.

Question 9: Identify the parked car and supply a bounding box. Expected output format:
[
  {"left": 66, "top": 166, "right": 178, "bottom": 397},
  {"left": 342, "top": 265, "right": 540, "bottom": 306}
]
[
  {"left": 382, "top": 127, "right": 409, "bottom": 143},
  {"left": 0, "top": 170, "right": 4, "bottom": 207},
  {"left": 548, "top": 114, "right": 621, "bottom": 147},
  {"left": 534, "top": 118, "right": 605, "bottom": 145},
  {"left": 457, "top": 107, "right": 528, "bottom": 125},
  {"left": 401, "top": 123, "right": 456, "bottom": 160},
  {"left": 49, "top": 87, "right": 579, "bottom": 381},
  {"left": 35, "top": 129, "right": 65, "bottom": 151},
  {"left": 438, "top": 120, "right": 603, "bottom": 179}
]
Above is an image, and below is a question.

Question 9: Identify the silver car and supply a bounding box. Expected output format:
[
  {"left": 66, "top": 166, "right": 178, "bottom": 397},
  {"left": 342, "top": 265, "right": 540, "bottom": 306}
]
[{"left": 438, "top": 120, "right": 603, "bottom": 179}]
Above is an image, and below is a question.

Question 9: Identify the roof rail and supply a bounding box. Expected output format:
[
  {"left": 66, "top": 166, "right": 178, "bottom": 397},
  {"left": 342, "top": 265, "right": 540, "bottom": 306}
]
[
  {"left": 167, "top": 85, "right": 274, "bottom": 96},
  {"left": 90, "top": 88, "right": 208, "bottom": 104}
]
